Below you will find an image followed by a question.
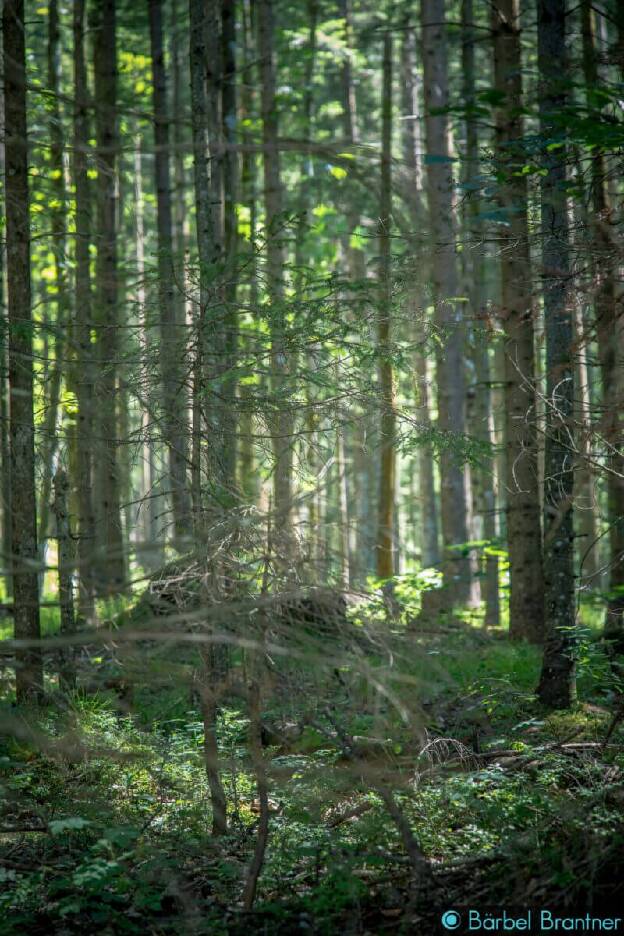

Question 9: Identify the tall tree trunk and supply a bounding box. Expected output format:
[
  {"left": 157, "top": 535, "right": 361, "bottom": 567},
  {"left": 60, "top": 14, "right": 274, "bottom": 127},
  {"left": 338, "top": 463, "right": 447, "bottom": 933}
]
[
  {"left": 133, "top": 137, "right": 164, "bottom": 571},
  {"left": 375, "top": 33, "right": 395, "bottom": 581},
  {"left": 0, "top": 36, "right": 11, "bottom": 600},
  {"left": 188, "top": 0, "right": 229, "bottom": 837},
  {"left": 92, "top": 0, "right": 125, "bottom": 592},
  {"left": 491, "top": 0, "right": 545, "bottom": 642},
  {"left": 257, "top": 0, "right": 292, "bottom": 537},
  {"left": 148, "top": 0, "right": 191, "bottom": 546},
  {"left": 581, "top": 0, "right": 624, "bottom": 644},
  {"left": 72, "top": 0, "right": 96, "bottom": 621},
  {"left": 569, "top": 148, "right": 599, "bottom": 587},
  {"left": 536, "top": 0, "right": 576, "bottom": 709},
  {"left": 3, "top": 0, "right": 43, "bottom": 701},
  {"left": 37, "top": 0, "right": 68, "bottom": 561},
  {"left": 221, "top": 0, "right": 239, "bottom": 489},
  {"left": 238, "top": 0, "right": 259, "bottom": 506},
  {"left": 189, "top": 0, "right": 212, "bottom": 527},
  {"left": 338, "top": 0, "right": 356, "bottom": 142},
  {"left": 573, "top": 294, "right": 599, "bottom": 586},
  {"left": 420, "top": 0, "right": 473, "bottom": 607},
  {"left": 462, "top": 0, "right": 497, "bottom": 624},
  {"left": 205, "top": 0, "right": 236, "bottom": 495},
  {"left": 400, "top": 24, "right": 439, "bottom": 571}
]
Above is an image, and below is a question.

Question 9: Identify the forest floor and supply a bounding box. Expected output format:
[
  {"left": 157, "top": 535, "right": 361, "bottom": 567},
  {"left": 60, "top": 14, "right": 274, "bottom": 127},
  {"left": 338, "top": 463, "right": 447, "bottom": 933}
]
[{"left": 0, "top": 591, "right": 623, "bottom": 934}]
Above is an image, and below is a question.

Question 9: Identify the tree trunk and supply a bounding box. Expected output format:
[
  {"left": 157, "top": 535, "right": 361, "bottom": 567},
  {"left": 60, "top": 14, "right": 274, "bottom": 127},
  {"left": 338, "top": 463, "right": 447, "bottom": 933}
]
[
  {"left": 3, "top": 0, "right": 43, "bottom": 701},
  {"left": 72, "top": 0, "right": 96, "bottom": 621},
  {"left": 238, "top": 0, "right": 259, "bottom": 506},
  {"left": 399, "top": 24, "right": 439, "bottom": 571},
  {"left": 133, "top": 137, "right": 164, "bottom": 571},
  {"left": 92, "top": 0, "right": 126, "bottom": 592},
  {"left": 54, "top": 470, "right": 76, "bottom": 691},
  {"left": 189, "top": 0, "right": 211, "bottom": 529},
  {"left": 580, "top": 0, "right": 624, "bottom": 644},
  {"left": 536, "top": 0, "right": 576, "bottom": 709},
  {"left": 491, "top": 0, "right": 545, "bottom": 642},
  {"left": 0, "top": 37, "right": 11, "bottom": 601},
  {"left": 148, "top": 0, "right": 191, "bottom": 545},
  {"left": 375, "top": 33, "right": 395, "bottom": 581},
  {"left": 37, "top": 0, "right": 68, "bottom": 564},
  {"left": 257, "top": 0, "right": 293, "bottom": 537},
  {"left": 338, "top": 0, "right": 357, "bottom": 142},
  {"left": 188, "top": 0, "right": 229, "bottom": 836},
  {"left": 462, "top": 0, "right": 497, "bottom": 625},
  {"left": 222, "top": 0, "right": 239, "bottom": 489},
  {"left": 420, "top": 0, "right": 473, "bottom": 607}
]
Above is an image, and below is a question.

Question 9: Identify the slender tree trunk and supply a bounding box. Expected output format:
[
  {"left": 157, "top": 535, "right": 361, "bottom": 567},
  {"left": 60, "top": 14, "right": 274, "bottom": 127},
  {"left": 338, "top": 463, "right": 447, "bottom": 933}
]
[
  {"left": 205, "top": 0, "right": 236, "bottom": 494},
  {"left": 37, "top": 0, "right": 68, "bottom": 563},
  {"left": 573, "top": 294, "right": 599, "bottom": 586},
  {"left": 462, "top": 0, "right": 497, "bottom": 624},
  {"left": 189, "top": 0, "right": 210, "bottom": 529},
  {"left": 188, "top": 0, "right": 229, "bottom": 836},
  {"left": 133, "top": 137, "right": 164, "bottom": 570},
  {"left": 338, "top": 0, "right": 356, "bottom": 142},
  {"left": 257, "top": 0, "right": 292, "bottom": 537},
  {"left": 420, "top": 0, "right": 473, "bottom": 607},
  {"left": 92, "top": 0, "right": 125, "bottom": 592},
  {"left": 72, "top": 0, "right": 96, "bottom": 621},
  {"left": 580, "top": 0, "right": 624, "bottom": 643},
  {"left": 491, "top": 0, "right": 545, "bottom": 642},
  {"left": 375, "top": 33, "right": 395, "bottom": 581},
  {"left": 222, "top": 0, "right": 239, "bottom": 488},
  {"left": 536, "top": 0, "right": 576, "bottom": 709},
  {"left": 399, "top": 25, "right": 439, "bottom": 571},
  {"left": 148, "top": 0, "right": 191, "bottom": 545},
  {"left": 54, "top": 470, "right": 76, "bottom": 691},
  {"left": 0, "top": 38, "right": 11, "bottom": 600},
  {"left": 414, "top": 353, "right": 440, "bottom": 568},
  {"left": 238, "top": 0, "right": 259, "bottom": 506},
  {"left": 569, "top": 149, "right": 599, "bottom": 587},
  {"left": 3, "top": 0, "right": 43, "bottom": 701}
]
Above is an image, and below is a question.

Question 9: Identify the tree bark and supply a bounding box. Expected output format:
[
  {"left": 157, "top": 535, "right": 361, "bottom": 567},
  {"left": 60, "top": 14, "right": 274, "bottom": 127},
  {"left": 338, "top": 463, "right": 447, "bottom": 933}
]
[
  {"left": 491, "top": 0, "right": 545, "bottom": 642},
  {"left": 375, "top": 33, "right": 395, "bottom": 581},
  {"left": 188, "top": 0, "right": 229, "bottom": 836},
  {"left": 257, "top": 0, "right": 293, "bottom": 537},
  {"left": 148, "top": 0, "right": 192, "bottom": 545},
  {"left": 92, "top": 0, "right": 126, "bottom": 592},
  {"left": 133, "top": 136, "right": 164, "bottom": 571},
  {"left": 338, "top": 0, "right": 357, "bottom": 143},
  {"left": 3, "top": 0, "right": 43, "bottom": 701},
  {"left": 462, "top": 0, "right": 497, "bottom": 625},
  {"left": 580, "top": 0, "right": 624, "bottom": 643},
  {"left": 536, "top": 0, "right": 576, "bottom": 709},
  {"left": 72, "top": 0, "right": 96, "bottom": 621},
  {"left": 37, "top": 0, "right": 68, "bottom": 563},
  {"left": 420, "top": 0, "right": 473, "bottom": 607},
  {"left": 221, "top": 0, "right": 239, "bottom": 489},
  {"left": 0, "top": 34, "right": 11, "bottom": 600},
  {"left": 54, "top": 470, "right": 76, "bottom": 691},
  {"left": 399, "top": 24, "right": 439, "bottom": 571}
]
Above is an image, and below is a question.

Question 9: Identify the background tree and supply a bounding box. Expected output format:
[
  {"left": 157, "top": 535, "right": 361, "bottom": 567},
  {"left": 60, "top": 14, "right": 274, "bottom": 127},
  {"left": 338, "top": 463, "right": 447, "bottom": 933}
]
[
  {"left": 536, "top": 0, "right": 576, "bottom": 708},
  {"left": 3, "top": 0, "right": 43, "bottom": 700},
  {"left": 491, "top": 0, "right": 545, "bottom": 643}
]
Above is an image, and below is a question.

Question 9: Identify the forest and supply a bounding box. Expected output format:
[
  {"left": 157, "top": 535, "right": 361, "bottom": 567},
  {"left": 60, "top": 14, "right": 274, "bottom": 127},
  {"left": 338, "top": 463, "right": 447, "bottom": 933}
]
[{"left": 1, "top": 0, "right": 624, "bottom": 931}]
